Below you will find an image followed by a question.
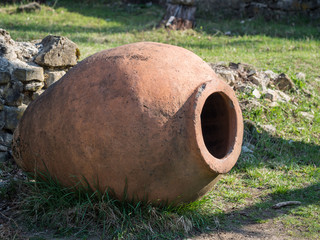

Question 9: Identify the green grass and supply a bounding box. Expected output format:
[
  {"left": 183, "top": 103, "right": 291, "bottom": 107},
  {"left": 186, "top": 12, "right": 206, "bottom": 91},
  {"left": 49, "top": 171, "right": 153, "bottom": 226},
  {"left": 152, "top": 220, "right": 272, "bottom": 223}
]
[{"left": 0, "top": 1, "right": 320, "bottom": 239}]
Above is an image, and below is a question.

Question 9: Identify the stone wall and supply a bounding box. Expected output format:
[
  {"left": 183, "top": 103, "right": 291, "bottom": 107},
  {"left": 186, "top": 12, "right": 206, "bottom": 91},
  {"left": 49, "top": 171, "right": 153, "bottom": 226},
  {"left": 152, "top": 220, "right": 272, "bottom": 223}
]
[
  {"left": 0, "top": 29, "right": 79, "bottom": 162},
  {"left": 196, "top": 0, "right": 320, "bottom": 19}
]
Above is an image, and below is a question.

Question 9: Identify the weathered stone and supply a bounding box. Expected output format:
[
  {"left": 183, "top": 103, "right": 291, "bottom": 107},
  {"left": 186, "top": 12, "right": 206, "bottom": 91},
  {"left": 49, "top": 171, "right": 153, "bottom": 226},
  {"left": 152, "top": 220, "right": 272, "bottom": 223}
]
[
  {"left": 209, "top": 63, "right": 238, "bottom": 85},
  {"left": 17, "top": 2, "right": 41, "bottom": 13},
  {"left": 296, "top": 72, "right": 306, "bottom": 81},
  {"left": 0, "top": 144, "right": 8, "bottom": 152},
  {"left": 12, "top": 63, "right": 44, "bottom": 82},
  {"left": 252, "top": 89, "right": 261, "bottom": 98},
  {"left": 44, "top": 70, "right": 66, "bottom": 88},
  {"left": 263, "top": 70, "right": 278, "bottom": 81},
  {"left": 275, "top": 90, "right": 291, "bottom": 102},
  {"left": 3, "top": 81, "right": 23, "bottom": 106},
  {"left": 269, "top": 102, "right": 279, "bottom": 107},
  {"left": 24, "top": 81, "right": 44, "bottom": 92},
  {"left": 237, "top": 63, "right": 256, "bottom": 73},
  {"left": 0, "top": 57, "right": 10, "bottom": 72},
  {"left": 3, "top": 105, "right": 27, "bottom": 131},
  {"left": 0, "top": 132, "right": 13, "bottom": 147},
  {"left": 234, "top": 83, "right": 252, "bottom": 94},
  {"left": 216, "top": 69, "right": 236, "bottom": 85},
  {"left": 273, "top": 73, "right": 295, "bottom": 91},
  {"left": 0, "top": 71, "right": 10, "bottom": 84},
  {"left": 264, "top": 89, "right": 278, "bottom": 102},
  {"left": 14, "top": 41, "right": 39, "bottom": 62},
  {"left": 249, "top": 75, "right": 263, "bottom": 87},
  {"left": 35, "top": 35, "right": 80, "bottom": 68},
  {"left": 32, "top": 89, "right": 45, "bottom": 100},
  {"left": 0, "top": 29, "right": 16, "bottom": 60}
]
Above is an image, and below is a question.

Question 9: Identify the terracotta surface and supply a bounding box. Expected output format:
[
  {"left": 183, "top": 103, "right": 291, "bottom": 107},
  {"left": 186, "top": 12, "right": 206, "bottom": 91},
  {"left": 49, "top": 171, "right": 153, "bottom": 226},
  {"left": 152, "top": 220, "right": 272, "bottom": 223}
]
[{"left": 13, "top": 42, "right": 243, "bottom": 204}]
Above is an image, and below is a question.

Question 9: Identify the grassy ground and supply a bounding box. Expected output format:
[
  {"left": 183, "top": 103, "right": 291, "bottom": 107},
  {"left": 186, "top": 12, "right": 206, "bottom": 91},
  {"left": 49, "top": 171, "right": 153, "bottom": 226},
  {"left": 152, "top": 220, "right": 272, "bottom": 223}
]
[{"left": 0, "top": 1, "right": 319, "bottom": 239}]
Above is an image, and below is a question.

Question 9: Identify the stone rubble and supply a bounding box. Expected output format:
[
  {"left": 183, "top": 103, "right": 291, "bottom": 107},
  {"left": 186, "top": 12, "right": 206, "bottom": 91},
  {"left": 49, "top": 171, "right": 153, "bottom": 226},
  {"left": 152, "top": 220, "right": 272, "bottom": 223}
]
[
  {"left": 0, "top": 29, "right": 79, "bottom": 162},
  {"left": 209, "top": 61, "right": 304, "bottom": 137},
  {"left": 209, "top": 61, "right": 296, "bottom": 104}
]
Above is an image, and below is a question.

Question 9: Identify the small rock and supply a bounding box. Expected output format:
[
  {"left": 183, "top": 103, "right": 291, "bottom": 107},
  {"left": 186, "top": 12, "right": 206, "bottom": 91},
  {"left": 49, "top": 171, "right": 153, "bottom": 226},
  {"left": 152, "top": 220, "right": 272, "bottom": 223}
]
[
  {"left": 238, "top": 63, "right": 256, "bottom": 73},
  {"left": 14, "top": 41, "right": 39, "bottom": 62},
  {"left": 3, "top": 105, "right": 27, "bottom": 131},
  {"left": 0, "top": 132, "right": 13, "bottom": 146},
  {"left": 0, "top": 57, "right": 10, "bottom": 72},
  {"left": 44, "top": 70, "right": 66, "bottom": 88},
  {"left": 234, "top": 83, "right": 252, "bottom": 94},
  {"left": 269, "top": 102, "right": 279, "bottom": 107},
  {"left": 24, "top": 81, "right": 44, "bottom": 92},
  {"left": 17, "top": 2, "right": 41, "bottom": 13},
  {"left": 0, "top": 71, "right": 10, "bottom": 84},
  {"left": 299, "top": 111, "right": 314, "bottom": 121},
  {"left": 3, "top": 81, "right": 24, "bottom": 106},
  {"left": 247, "top": 69, "right": 256, "bottom": 77},
  {"left": 209, "top": 64, "right": 238, "bottom": 86},
  {"left": 273, "top": 73, "right": 295, "bottom": 91},
  {"left": 35, "top": 35, "right": 80, "bottom": 68},
  {"left": 263, "top": 70, "right": 278, "bottom": 81},
  {"left": 0, "top": 144, "right": 8, "bottom": 152},
  {"left": 32, "top": 89, "right": 45, "bottom": 100},
  {"left": 296, "top": 72, "right": 306, "bottom": 81},
  {"left": 0, "top": 29, "right": 17, "bottom": 60},
  {"left": 12, "top": 63, "right": 44, "bottom": 82},
  {"left": 249, "top": 75, "right": 263, "bottom": 87},
  {"left": 229, "top": 62, "right": 239, "bottom": 69},
  {"left": 264, "top": 89, "right": 278, "bottom": 102},
  {"left": 252, "top": 89, "right": 261, "bottom": 98},
  {"left": 275, "top": 90, "right": 291, "bottom": 102}
]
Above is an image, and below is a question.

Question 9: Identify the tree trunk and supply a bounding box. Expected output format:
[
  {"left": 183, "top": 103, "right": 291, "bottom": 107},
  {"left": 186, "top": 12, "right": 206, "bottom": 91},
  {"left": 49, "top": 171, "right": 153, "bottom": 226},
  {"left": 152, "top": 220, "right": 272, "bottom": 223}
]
[{"left": 161, "top": 1, "right": 196, "bottom": 30}]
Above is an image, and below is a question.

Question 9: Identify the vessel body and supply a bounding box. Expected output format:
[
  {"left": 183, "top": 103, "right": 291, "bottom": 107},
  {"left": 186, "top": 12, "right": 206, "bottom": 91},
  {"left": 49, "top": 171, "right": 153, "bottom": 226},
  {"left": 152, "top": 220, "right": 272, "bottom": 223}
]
[{"left": 13, "top": 42, "right": 243, "bottom": 204}]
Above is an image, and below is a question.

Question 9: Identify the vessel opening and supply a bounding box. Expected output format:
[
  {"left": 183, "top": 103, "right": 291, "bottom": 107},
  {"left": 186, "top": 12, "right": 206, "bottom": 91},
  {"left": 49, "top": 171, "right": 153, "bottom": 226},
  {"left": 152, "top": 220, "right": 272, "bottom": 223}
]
[{"left": 200, "top": 92, "right": 237, "bottom": 159}]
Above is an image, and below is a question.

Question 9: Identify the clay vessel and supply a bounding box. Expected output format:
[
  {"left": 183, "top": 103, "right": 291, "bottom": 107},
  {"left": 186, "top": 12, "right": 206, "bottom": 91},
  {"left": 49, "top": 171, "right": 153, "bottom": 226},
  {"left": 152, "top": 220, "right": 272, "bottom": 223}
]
[{"left": 13, "top": 42, "right": 243, "bottom": 204}]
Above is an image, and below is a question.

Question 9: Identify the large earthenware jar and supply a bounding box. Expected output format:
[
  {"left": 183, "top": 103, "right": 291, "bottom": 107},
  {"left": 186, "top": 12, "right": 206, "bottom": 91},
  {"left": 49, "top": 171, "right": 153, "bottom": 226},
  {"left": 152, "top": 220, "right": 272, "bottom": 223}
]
[{"left": 13, "top": 42, "right": 243, "bottom": 204}]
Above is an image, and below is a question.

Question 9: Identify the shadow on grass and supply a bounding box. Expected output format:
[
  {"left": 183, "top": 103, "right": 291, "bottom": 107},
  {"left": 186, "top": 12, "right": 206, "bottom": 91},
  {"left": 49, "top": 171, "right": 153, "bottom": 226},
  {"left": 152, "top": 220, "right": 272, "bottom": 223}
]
[
  {"left": 201, "top": 182, "right": 320, "bottom": 238},
  {"left": 185, "top": 123, "right": 320, "bottom": 238}
]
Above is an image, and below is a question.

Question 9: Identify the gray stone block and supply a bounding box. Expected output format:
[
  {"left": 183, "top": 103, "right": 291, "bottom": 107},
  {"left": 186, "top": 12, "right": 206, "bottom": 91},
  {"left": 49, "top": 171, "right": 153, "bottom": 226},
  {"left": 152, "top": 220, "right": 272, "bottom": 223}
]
[
  {"left": 3, "top": 81, "right": 23, "bottom": 106},
  {"left": 3, "top": 105, "right": 26, "bottom": 131},
  {"left": 12, "top": 64, "right": 44, "bottom": 82},
  {"left": 0, "top": 71, "right": 10, "bottom": 84},
  {"left": 35, "top": 35, "right": 80, "bottom": 68},
  {"left": 0, "top": 131, "right": 13, "bottom": 147},
  {"left": 24, "top": 81, "right": 44, "bottom": 92},
  {"left": 44, "top": 70, "right": 66, "bottom": 88}
]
